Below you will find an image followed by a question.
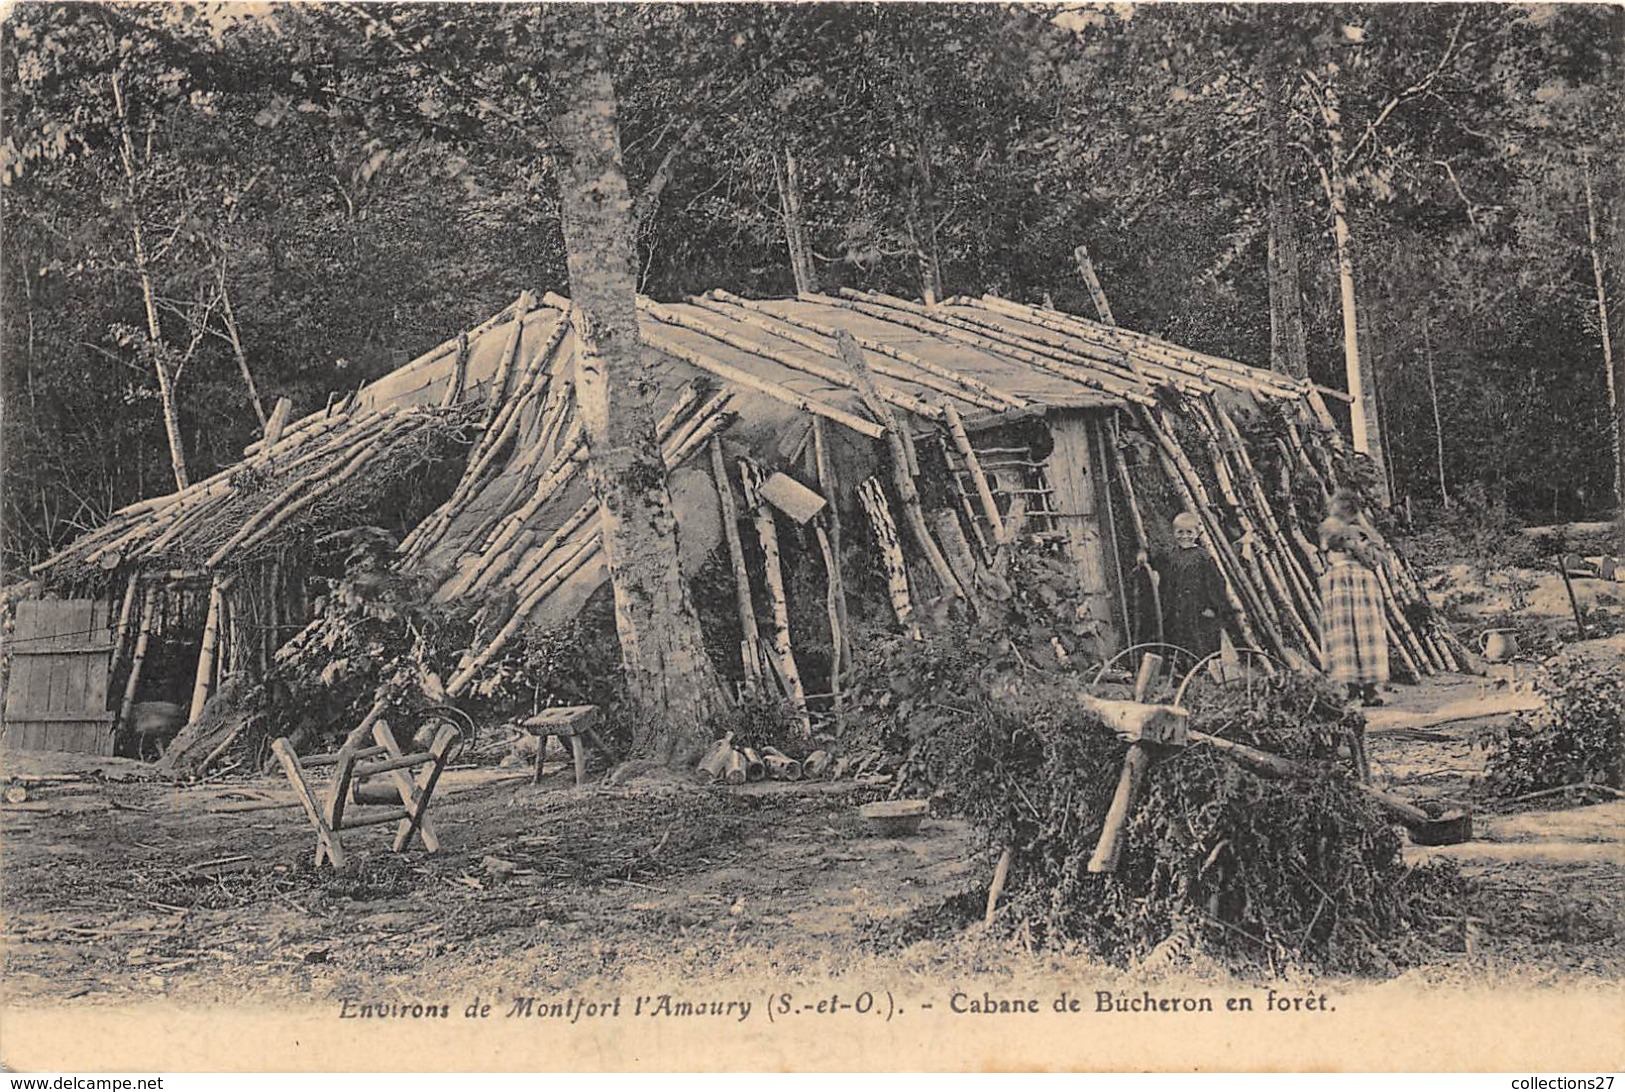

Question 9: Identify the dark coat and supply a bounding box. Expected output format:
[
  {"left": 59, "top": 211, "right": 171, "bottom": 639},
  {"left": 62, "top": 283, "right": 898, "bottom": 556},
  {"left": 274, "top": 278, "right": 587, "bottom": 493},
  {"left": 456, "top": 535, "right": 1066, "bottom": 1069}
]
[{"left": 1155, "top": 546, "right": 1226, "bottom": 658}]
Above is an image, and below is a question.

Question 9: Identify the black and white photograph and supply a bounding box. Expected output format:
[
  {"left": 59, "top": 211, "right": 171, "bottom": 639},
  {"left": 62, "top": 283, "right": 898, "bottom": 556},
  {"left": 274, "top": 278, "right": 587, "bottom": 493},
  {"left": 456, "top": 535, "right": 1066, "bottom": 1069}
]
[{"left": 1, "top": 1, "right": 1621, "bottom": 1077}]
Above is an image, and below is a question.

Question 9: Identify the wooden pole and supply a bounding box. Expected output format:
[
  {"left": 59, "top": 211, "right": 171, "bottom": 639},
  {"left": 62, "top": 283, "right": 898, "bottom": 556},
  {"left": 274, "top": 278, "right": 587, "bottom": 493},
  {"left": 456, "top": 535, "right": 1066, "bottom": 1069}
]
[
  {"left": 833, "top": 332, "right": 966, "bottom": 602},
  {"left": 710, "top": 437, "right": 764, "bottom": 686},
  {"left": 116, "top": 586, "right": 157, "bottom": 733},
  {"left": 812, "top": 416, "right": 853, "bottom": 672},
  {"left": 633, "top": 324, "right": 884, "bottom": 439},
  {"left": 109, "top": 575, "right": 140, "bottom": 683},
  {"left": 984, "top": 846, "right": 1014, "bottom": 927},
  {"left": 187, "top": 576, "right": 227, "bottom": 723},
  {"left": 1140, "top": 407, "right": 1278, "bottom": 656},
  {"left": 830, "top": 290, "right": 1155, "bottom": 406},
  {"left": 1086, "top": 653, "right": 1162, "bottom": 874},
  {"left": 1188, "top": 400, "right": 1320, "bottom": 656},
  {"left": 775, "top": 147, "right": 820, "bottom": 296},
  {"left": 1072, "top": 242, "right": 1117, "bottom": 326},
  {"left": 739, "top": 459, "right": 810, "bottom": 729},
  {"left": 1208, "top": 400, "right": 1321, "bottom": 616},
  {"left": 442, "top": 332, "right": 470, "bottom": 407},
  {"left": 639, "top": 299, "right": 946, "bottom": 421},
  {"left": 484, "top": 290, "right": 535, "bottom": 425},
  {"left": 814, "top": 521, "right": 845, "bottom": 729},
  {"left": 689, "top": 293, "right": 1009, "bottom": 411},
  {"left": 942, "top": 401, "right": 1005, "bottom": 540}
]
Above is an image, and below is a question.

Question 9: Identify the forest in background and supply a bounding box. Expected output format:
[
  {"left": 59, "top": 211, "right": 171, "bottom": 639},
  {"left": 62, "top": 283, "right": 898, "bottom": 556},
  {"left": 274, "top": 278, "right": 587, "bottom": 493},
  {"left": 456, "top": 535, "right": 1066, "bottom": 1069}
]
[{"left": 2, "top": 2, "right": 1620, "bottom": 575}]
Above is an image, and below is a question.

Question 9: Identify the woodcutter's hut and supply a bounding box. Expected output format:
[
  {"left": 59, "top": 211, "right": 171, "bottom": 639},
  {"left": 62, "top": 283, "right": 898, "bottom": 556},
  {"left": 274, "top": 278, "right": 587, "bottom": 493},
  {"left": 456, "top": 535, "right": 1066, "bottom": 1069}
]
[{"left": 8, "top": 287, "right": 1460, "bottom": 755}]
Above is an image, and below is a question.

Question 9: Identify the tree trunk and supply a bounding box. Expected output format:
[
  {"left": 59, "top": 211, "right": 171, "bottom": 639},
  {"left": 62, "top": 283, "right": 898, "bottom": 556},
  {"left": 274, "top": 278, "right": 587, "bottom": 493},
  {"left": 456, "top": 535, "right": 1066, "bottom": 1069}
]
[
  {"left": 774, "top": 148, "right": 820, "bottom": 296},
  {"left": 1263, "top": 71, "right": 1309, "bottom": 379},
  {"left": 1583, "top": 157, "right": 1622, "bottom": 514},
  {"left": 1073, "top": 243, "right": 1117, "bottom": 327},
  {"left": 550, "top": 21, "right": 725, "bottom": 766},
  {"left": 112, "top": 67, "right": 189, "bottom": 491},
  {"left": 1317, "top": 79, "right": 1389, "bottom": 505},
  {"left": 1422, "top": 314, "right": 1450, "bottom": 508},
  {"left": 216, "top": 261, "right": 269, "bottom": 429},
  {"left": 908, "top": 133, "right": 944, "bottom": 306}
]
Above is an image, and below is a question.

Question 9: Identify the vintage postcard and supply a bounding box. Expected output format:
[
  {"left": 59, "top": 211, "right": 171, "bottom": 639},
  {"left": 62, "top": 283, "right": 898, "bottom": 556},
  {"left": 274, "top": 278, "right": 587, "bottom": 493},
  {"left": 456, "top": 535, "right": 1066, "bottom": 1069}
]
[{"left": 2, "top": 1, "right": 1621, "bottom": 1074}]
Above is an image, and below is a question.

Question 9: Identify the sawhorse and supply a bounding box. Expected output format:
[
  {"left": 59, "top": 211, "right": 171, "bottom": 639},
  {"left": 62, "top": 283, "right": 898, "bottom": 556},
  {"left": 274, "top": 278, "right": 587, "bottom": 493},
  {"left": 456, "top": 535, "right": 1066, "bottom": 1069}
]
[{"left": 272, "top": 710, "right": 459, "bottom": 869}]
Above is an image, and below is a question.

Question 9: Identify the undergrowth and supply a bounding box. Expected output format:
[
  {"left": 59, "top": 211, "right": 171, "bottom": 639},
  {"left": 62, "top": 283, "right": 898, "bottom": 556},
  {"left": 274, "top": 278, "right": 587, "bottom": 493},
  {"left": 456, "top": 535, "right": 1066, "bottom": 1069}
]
[{"left": 1485, "top": 651, "right": 1625, "bottom": 798}]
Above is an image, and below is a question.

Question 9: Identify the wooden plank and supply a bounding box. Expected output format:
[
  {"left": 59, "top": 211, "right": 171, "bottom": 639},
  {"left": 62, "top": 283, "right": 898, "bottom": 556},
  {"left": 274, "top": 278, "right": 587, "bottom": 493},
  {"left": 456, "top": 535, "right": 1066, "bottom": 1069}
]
[
  {"left": 6, "top": 601, "right": 52, "bottom": 724},
  {"left": 61, "top": 601, "right": 92, "bottom": 720},
  {"left": 5, "top": 712, "right": 116, "bottom": 724},
  {"left": 8, "top": 644, "right": 116, "bottom": 656},
  {"left": 1044, "top": 414, "right": 1119, "bottom": 655},
  {"left": 86, "top": 600, "right": 113, "bottom": 713}
]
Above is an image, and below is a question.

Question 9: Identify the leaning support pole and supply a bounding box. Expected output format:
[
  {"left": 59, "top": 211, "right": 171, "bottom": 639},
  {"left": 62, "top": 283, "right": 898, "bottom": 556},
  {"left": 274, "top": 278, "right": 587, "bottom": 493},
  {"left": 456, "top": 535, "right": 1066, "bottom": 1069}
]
[
  {"left": 116, "top": 586, "right": 158, "bottom": 733},
  {"left": 739, "top": 459, "right": 810, "bottom": 730},
  {"left": 108, "top": 575, "right": 140, "bottom": 685},
  {"left": 834, "top": 331, "right": 966, "bottom": 603},
  {"left": 188, "top": 575, "right": 229, "bottom": 724},
  {"left": 1073, "top": 242, "right": 1117, "bottom": 326},
  {"left": 941, "top": 400, "right": 1005, "bottom": 541},
  {"left": 812, "top": 417, "right": 853, "bottom": 672},
  {"left": 710, "top": 437, "right": 764, "bottom": 686},
  {"left": 1138, "top": 407, "right": 1274, "bottom": 656}
]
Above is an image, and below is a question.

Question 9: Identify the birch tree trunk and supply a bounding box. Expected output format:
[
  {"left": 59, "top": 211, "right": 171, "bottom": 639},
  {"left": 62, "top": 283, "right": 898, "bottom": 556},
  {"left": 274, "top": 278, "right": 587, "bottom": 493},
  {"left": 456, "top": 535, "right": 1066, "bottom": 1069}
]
[
  {"left": 1583, "top": 157, "right": 1622, "bottom": 513},
  {"left": 112, "top": 67, "right": 189, "bottom": 491},
  {"left": 216, "top": 261, "right": 269, "bottom": 429},
  {"left": 1317, "top": 79, "right": 1389, "bottom": 504},
  {"left": 551, "top": 19, "right": 725, "bottom": 766},
  {"left": 1422, "top": 314, "right": 1450, "bottom": 508},
  {"left": 775, "top": 148, "right": 820, "bottom": 296}
]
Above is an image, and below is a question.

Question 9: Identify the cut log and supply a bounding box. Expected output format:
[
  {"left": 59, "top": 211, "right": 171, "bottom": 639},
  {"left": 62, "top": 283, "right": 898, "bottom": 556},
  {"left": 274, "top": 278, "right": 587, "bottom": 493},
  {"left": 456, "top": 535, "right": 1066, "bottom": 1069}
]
[
  {"left": 859, "top": 477, "right": 922, "bottom": 639},
  {"left": 1076, "top": 694, "right": 1188, "bottom": 746}
]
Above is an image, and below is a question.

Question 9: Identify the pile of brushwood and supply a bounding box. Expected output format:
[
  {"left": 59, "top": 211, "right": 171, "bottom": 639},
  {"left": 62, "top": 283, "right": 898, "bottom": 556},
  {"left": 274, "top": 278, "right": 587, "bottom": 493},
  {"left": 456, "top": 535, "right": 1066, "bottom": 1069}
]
[
  {"left": 855, "top": 623, "right": 1465, "bottom": 974},
  {"left": 1485, "top": 651, "right": 1625, "bottom": 799}
]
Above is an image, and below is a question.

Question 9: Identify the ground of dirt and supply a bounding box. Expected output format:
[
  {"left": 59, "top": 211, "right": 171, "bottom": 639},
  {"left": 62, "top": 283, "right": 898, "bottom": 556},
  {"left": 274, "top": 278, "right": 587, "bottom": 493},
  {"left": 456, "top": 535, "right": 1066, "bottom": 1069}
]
[{"left": 4, "top": 559, "right": 1623, "bottom": 1011}]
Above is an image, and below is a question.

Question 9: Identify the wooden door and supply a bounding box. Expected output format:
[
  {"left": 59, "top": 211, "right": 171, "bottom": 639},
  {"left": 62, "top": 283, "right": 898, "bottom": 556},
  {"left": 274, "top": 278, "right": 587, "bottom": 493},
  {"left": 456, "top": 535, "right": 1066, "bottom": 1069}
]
[{"left": 2, "top": 599, "right": 117, "bottom": 754}]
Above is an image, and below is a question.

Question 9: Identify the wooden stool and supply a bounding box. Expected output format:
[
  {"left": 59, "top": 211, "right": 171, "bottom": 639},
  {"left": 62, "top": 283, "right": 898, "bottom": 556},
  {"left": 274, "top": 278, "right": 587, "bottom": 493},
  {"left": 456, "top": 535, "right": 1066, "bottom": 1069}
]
[
  {"left": 272, "top": 716, "right": 458, "bottom": 869},
  {"left": 518, "top": 705, "right": 610, "bottom": 786}
]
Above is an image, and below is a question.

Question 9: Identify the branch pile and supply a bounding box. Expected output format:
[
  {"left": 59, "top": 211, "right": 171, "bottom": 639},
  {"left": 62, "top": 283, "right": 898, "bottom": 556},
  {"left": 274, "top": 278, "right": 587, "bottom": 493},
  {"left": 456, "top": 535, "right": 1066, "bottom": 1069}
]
[
  {"left": 37, "top": 402, "right": 479, "bottom": 585},
  {"left": 868, "top": 632, "right": 1464, "bottom": 973}
]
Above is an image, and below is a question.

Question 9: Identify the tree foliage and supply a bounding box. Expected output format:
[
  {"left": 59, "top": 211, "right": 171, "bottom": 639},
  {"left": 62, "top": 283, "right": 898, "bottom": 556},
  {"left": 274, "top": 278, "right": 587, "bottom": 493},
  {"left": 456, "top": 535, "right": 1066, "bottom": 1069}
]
[{"left": 3, "top": 3, "right": 1621, "bottom": 575}]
